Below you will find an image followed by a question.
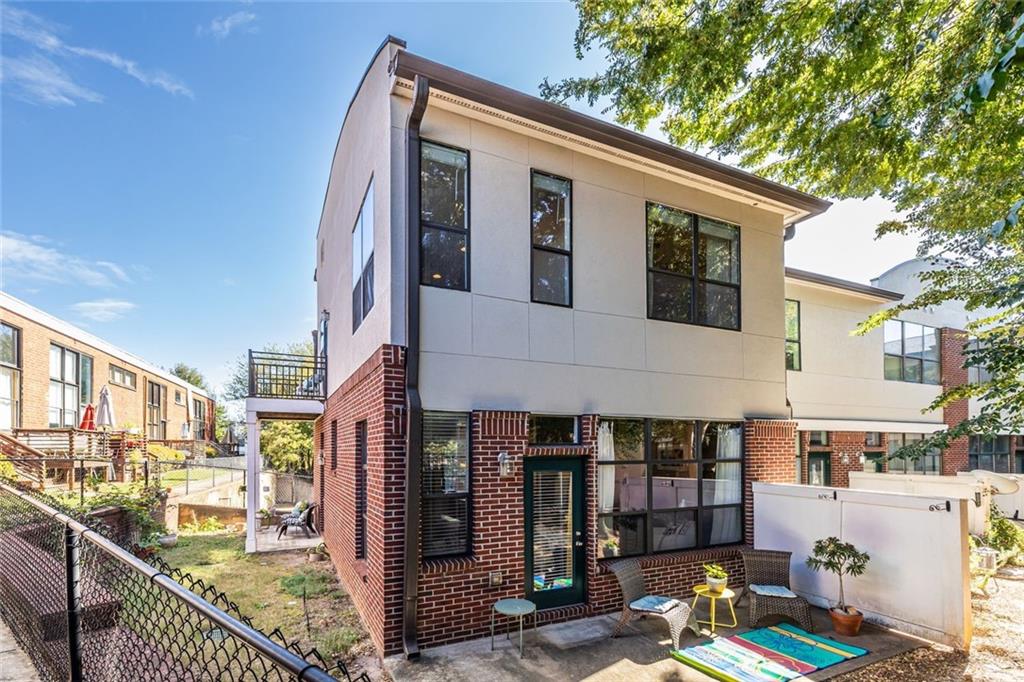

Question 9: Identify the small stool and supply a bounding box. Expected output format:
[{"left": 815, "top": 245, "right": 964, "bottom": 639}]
[
  {"left": 490, "top": 598, "right": 537, "bottom": 658},
  {"left": 690, "top": 585, "right": 738, "bottom": 633}
]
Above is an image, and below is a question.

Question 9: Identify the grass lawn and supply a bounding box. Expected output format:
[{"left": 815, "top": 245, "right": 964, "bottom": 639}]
[
  {"left": 158, "top": 466, "right": 215, "bottom": 487},
  {"left": 159, "top": 531, "right": 376, "bottom": 671}
]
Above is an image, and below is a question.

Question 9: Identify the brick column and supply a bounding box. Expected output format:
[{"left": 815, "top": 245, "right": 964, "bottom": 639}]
[
  {"left": 744, "top": 419, "right": 797, "bottom": 545},
  {"left": 830, "top": 432, "right": 867, "bottom": 488},
  {"left": 940, "top": 328, "right": 970, "bottom": 475}
]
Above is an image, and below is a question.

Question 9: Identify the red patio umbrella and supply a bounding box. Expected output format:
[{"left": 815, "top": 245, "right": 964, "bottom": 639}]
[{"left": 79, "top": 404, "right": 96, "bottom": 431}]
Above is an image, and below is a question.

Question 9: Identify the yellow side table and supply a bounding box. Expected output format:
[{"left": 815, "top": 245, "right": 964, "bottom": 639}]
[{"left": 691, "top": 585, "right": 738, "bottom": 632}]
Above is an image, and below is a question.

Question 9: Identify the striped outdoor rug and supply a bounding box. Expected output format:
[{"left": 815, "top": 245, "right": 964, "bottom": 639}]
[{"left": 671, "top": 623, "right": 868, "bottom": 682}]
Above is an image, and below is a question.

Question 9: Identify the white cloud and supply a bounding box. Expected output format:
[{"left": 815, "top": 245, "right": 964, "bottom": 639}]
[
  {"left": 71, "top": 299, "right": 137, "bottom": 322},
  {"left": 198, "top": 11, "right": 258, "bottom": 40},
  {"left": 1, "top": 6, "right": 192, "bottom": 105},
  {"left": 0, "top": 231, "right": 132, "bottom": 288}
]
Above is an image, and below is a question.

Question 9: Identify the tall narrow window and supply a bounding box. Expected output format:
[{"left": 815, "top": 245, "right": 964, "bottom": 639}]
[
  {"left": 531, "top": 171, "right": 572, "bottom": 306},
  {"left": 193, "top": 398, "right": 207, "bottom": 440},
  {"left": 647, "top": 203, "right": 740, "bottom": 330},
  {"left": 422, "top": 412, "right": 471, "bottom": 557},
  {"left": 330, "top": 420, "right": 338, "bottom": 470},
  {"left": 884, "top": 320, "right": 940, "bottom": 384},
  {"left": 785, "top": 299, "right": 801, "bottom": 370},
  {"left": 146, "top": 381, "right": 167, "bottom": 439},
  {"left": 420, "top": 141, "right": 469, "bottom": 290},
  {"left": 79, "top": 355, "right": 93, "bottom": 406},
  {"left": 355, "top": 421, "right": 368, "bottom": 559},
  {"left": 352, "top": 179, "right": 374, "bottom": 331},
  {"left": 0, "top": 323, "right": 21, "bottom": 430},
  {"left": 49, "top": 344, "right": 80, "bottom": 428}
]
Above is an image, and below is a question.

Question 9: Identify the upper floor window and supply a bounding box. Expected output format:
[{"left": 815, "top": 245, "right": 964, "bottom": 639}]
[
  {"left": 0, "top": 323, "right": 21, "bottom": 430},
  {"left": 422, "top": 411, "right": 471, "bottom": 557},
  {"left": 884, "top": 320, "right": 940, "bottom": 384},
  {"left": 970, "top": 435, "right": 1009, "bottom": 473},
  {"left": 420, "top": 141, "right": 469, "bottom": 290},
  {"left": 966, "top": 340, "right": 992, "bottom": 384},
  {"left": 785, "top": 299, "right": 801, "bottom": 370},
  {"left": 49, "top": 344, "right": 80, "bottom": 427},
  {"left": 646, "top": 203, "right": 740, "bottom": 330},
  {"left": 529, "top": 415, "right": 578, "bottom": 445},
  {"left": 888, "top": 433, "right": 941, "bottom": 475},
  {"left": 531, "top": 171, "right": 572, "bottom": 306},
  {"left": 110, "top": 365, "right": 137, "bottom": 389},
  {"left": 352, "top": 179, "right": 375, "bottom": 331},
  {"left": 175, "top": 390, "right": 184, "bottom": 405}
]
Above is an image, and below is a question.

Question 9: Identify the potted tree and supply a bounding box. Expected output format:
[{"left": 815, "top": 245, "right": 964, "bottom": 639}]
[
  {"left": 703, "top": 563, "right": 728, "bottom": 594},
  {"left": 806, "top": 537, "right": 871, "bottom": 636}
]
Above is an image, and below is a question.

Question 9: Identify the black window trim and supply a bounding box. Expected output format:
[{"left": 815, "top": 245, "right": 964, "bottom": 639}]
[
  {"left": 597, "top": 418, "right": 746, "bottom": 560},
  {"left": 785, "top": 298, "right": 801, "bottom": 371},
  {"left": 419, "top": 139, "right": 471, "bottom": 292},
  {"left": 529, "top": 169, "right": 574, "bottom": 308},
  {"left": 527, "top": 413, "right": 579, "bottom": 446},
  {"left": 1, "top": 321, "right": 22, "bottom": 429},
  {"left": 49, "top": 343, "right": 81, "bottom": 429},
  {"left": 884, "top": 319, "right": 941, "bottom": 385},
  {"left": 645, "top": 201, "right": 742, "bottom": 331},
  {"left": 0, "top": 321, "right": 21, "bottom": 369},
  {"left": 352, "top": 174, "right": 375, "bottom": 332},
  {"left": 421, "top": 410, "right": 473, "bottom": 559}
]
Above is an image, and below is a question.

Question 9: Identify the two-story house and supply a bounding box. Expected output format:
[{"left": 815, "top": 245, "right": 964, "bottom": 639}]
[{"left": 311, "top": 37, "right": 831, "bottom": 657}]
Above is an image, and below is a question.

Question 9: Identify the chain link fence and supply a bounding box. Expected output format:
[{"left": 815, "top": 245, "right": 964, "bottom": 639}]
[{"left": 0, "top": 481, "right": 369, "bottom": 682}]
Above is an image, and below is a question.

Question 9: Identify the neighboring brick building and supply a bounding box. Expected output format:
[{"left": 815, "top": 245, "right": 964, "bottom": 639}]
[{"left": 1, "top": 292, "right": 215, "bottom": 441}]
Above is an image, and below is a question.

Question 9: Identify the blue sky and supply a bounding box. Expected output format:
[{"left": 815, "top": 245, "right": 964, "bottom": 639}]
[{"left": 1, "top": 1, "right": 919, "bottom": 396}]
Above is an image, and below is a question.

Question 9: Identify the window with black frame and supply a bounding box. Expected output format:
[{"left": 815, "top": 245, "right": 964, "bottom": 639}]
[
  {"left": 420, "top": 141, "right": 469, "bottom": 290},
  {"left": 887, "top": 433, "right": 942, "bottom": 474},
  {"left": 785, "top": 299, "right": 801, "bottom": 370},
  {"left": 351, "top": 179, "right": 375, "bottom": 331},
  {"left": 528, "top": 415, "right": 578, "bottom": 445},
  {"left": 596, "top": 418, "right": 743, "bottom": 559},
  {"left": 193, "top": 398, "right": 207, "bottom": 440},
  {"left": 422, "top": 412, "right": 471, "bottom": 557},
  {"left": 969, "top": 435, "right": 1010, "bottom": 472},
  {"left": 531, "top": 171, "right": 572, "bottom": 306},
  {"left": 884, "top": 320, "right": 940, "bottom": 384},
  {"left": 1, "top": 323, "right": 20, "bottom": 430},
  {"left": 647, "top": 203, "right": 741, "bottom": 330},
  {"left": 49, "top": 344, "right": 80, "bottom": 428}
]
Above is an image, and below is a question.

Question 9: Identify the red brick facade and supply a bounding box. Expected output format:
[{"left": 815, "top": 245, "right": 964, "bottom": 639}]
[{"left": 940, "top": 327, "right": 970, "bottom": 475}]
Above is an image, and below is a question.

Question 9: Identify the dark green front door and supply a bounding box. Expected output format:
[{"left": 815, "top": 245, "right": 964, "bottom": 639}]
[
  {"left": 808, "top": 452, "right": 832, "bottom": 486},
  {"left": 524, "top": 457, "right": 586, "bottom": 609}
]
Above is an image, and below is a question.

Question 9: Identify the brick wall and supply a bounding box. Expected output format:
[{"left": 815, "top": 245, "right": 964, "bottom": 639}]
[
  {"left": 940, "top": 327, "right": 970, "bottom": 475},
  {"left": 743, "top": 420, "right": 797, "bottom": 545},
  {"left": 315, "top": 345, "right": 406, "bottom": 656}
]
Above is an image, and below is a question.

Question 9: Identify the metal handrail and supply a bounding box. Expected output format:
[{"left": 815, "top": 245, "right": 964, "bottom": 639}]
[{"left": 248, "top": 349, "right": 326, "bottom": 401}]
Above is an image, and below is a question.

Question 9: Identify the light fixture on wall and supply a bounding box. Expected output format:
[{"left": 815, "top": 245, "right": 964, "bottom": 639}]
[
  {"left": 841, "top": 453, "right": 851, "bottom": 465},
  {"left": 497, "top": 452, "right": 513, "bottom": 478}
]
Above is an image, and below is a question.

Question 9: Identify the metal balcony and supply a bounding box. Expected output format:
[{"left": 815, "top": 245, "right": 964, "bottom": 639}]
[{"left": 247, "top": 351, "right": 325, "bottom": 401}]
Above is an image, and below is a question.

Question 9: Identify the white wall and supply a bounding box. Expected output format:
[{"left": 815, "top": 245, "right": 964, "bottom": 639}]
[
  {"left": 849, "top": 471, "right": 990, "bottom": 535},
  {"left": 754, "top": 482, "right": 971, "bottom": 649},
  {"left": 872, "top": 259, "right": 999, "bottom": 331},
  {"left": 785, "top": 281, "right": 943, "bottom": 423},
  {"left": 956, "top": 471, "right": 1024, "bottom": 520},
  {"left": 407, "top": 103, "right": 790, "bottom": 419}
]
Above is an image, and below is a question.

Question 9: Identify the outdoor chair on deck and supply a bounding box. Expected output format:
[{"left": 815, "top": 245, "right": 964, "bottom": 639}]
[
  {"left": 277, "top": 503, "right": 318, "bottom": 539},
  {"left": 608, "top": 559, "right": 698, "bottom": 649},
  {"left": 739, "top": 548, "right": 814, "bottom": 632}
]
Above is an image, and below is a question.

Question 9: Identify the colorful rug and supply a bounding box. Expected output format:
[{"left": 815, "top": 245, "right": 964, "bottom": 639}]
[{"left": 671, "top": 624, "right": 868, "bottom": 682}]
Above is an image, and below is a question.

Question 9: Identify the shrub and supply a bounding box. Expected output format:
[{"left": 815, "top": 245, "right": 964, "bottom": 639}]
[
  {"left": 0, "top": 456, "right": 15, "bottom": 479},
  {"left": 180, "top": 516, "right": 226, "bottom": 533},
  {"left": 54, "top": 484, "right": 167, "bottom": 538},
  {"left": 148, "top": 443, "right": 186, "bottom": 462},
  {"left": 986, "top": 505, "right": 1024, "bottom": 565},
  {"left": 204, "top": 445, "right": 217, "bottom": 458},
  {"left": 318, "top": 626, "right": 362, "bottom": 658}
]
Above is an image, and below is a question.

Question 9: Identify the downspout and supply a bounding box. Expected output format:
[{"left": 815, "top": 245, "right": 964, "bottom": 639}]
[{"left": 402, "top": 74, "right": 429, "bottom": 660}]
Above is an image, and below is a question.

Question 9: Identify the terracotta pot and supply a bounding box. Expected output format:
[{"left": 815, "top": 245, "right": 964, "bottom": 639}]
[
  {"left": 706, "top": 576, "right": 727, "bottom": 594},
  {"left": 830, "top": 607, "right": 864, "bottom": 636},
  {"left": 307, "top": 552, "right": 327, "bottom": 562}
]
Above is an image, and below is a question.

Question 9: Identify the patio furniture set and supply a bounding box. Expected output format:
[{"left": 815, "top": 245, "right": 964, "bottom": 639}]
[{"left": 275, "top": 501, "right": 320, "bottom": 539}]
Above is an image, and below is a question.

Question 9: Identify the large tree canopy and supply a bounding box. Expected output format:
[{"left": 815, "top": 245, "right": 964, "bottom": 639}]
[{"left": 544, "top": 1, "right": 1024, "bottom": 452}]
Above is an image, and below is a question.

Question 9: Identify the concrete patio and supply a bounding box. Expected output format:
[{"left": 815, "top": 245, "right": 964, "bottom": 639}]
[
  {"left": 386, "top": 599, "right": 925, "bottom": 681},
  {"left": 251, "top": 523, "right": 321, "bottom": 553}
]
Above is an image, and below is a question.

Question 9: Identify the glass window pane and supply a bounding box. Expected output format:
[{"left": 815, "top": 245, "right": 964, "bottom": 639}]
[
  {"left": 63, "top": 386, "right": 77, "bottom": 413},
  {"left": 421, "top": 226, "right": 467, "bottom": 289},
  {"left": 421, "top": 142, "right": 468, "bottom": 230},
  {"left": 598, "top": 515, "right": 645, "bottom": 558},
  {"left": 922, "top": 326, "right": 939, "bottom": 361},
  {"left": 361, "top": 181, "right": 374, "bottom": 266},
  {"left": 903, "top": 357, "right": 923, "bottom": 383},
  {"left": 785, "top": 300, "right": 800, "bottom": 341},
  {"left": 647, "top": 204, "right": 692, "bottom": 273},
  {"left": 697, "top": 281, "right": 739, "bottom": 329},
  {"left": 702, "top": 506, "right": 742, "bottom": 545},
  {"left": 598, "top": 419, "right": 644, "bottom": 461},
  {"left": 652, "top": 509, "right": 697, "bottom": 552},
  {"left": 904, "top": 323, "right": 924, "bottom": 358},
  {"left": 652, "top": 462, "right": 699, "bottom": 508},
  {"left": 786, "top": 341, "right": 801, "bottom": 371},
  {"left": 922, "top": 360, "right": 940, "bottom": 385},
  {"left": 63, "top": 410, "right": 77, "bottom": 427},
  {"left": 702, "top": 461, "right": 742, "bottom": 505},
  {"left": 0, "top": 325, "right": 15, "bottom": 365},
  {"left": 702, "top": 422, "right": 743, "bottom": 459},
  {"left": 995, "top": 436, "right": 1009, "bottom": 453},
  {"left": 48, "top": 408, "right": 61, "bottom": 428},
  {"left": 49, "top": 345, "right": 61, "bottom": 379},
  {"left": 49, "top": 380, "right": 62, "bottom": 409},
  {"left": 362, "top": 258, "right": 374, "bottom": 318},
  {"left": 598, "top": 463, "right": 647, "bottom": 512},
  {"left": 532, "top": 250, "right": 570, "bottom": 306},
  {"left": 697, "top": 217, "right": 739, "bottom": 284},
  {"left": 79, "top": 356, "right": 92, "bottom": 405},
  {"left": 884, "top": 354, "right": 902, "bottom": 380},
  {"left": 651, "top": 420, "right": 694, "bottom": 460},
  {"left": 63, "top": 349, "right": 77, "bottom": 384},
  {"left": 883, "top": 320, "right": 903, "bottom": 355},
  {"left": 531, "top": 173, "right": 571, "bottom": 250},
  {"left": 648, "top": 272, "right": 691, "bottom": 323},
  {"left": 422, "top": 497, "right": 468, "bottom": 557},
  {"left": 352, "top": 279, "right": 363, "bottom": 328},
  {"left": 529, "top": 415, "right": 577, "bottom": 445},
  {"left": 422, "top": 412, "right": 470, "bottom": 495},
  {"left": 351, "top": 217, "right": 361, "bottom": 287}
]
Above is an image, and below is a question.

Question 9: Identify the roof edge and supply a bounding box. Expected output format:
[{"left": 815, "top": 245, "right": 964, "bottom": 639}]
[{"left": 785, "top": 267, "right": 904, "bottom": 301}]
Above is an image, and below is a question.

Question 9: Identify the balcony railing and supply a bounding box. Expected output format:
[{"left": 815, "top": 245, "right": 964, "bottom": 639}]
[{"left": 247, "top": 351, "right": 325, "bottom": 401}]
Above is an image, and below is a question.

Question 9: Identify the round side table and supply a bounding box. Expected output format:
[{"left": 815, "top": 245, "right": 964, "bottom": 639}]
[
  {"left": 490, "top": 598, "right": 537, "bottom": 658},
  {"left": 690, "top": 585, "right": 738, "bottom": 633}
]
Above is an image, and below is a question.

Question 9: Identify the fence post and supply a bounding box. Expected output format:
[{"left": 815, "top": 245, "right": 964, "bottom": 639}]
[
  {"left": 185, "top": 463, "right": 190, "bottom": 495},
  {"left": 64, "top": 523, "right": 84, "bottom": 682},
  {"left": 212, "top": 466, "right": 216, "bottom": 489},
  {"left": 143, "top": 460, "right": 149, "bottom": 488},
  {"left": 78, "top": 460, "right": 85, "bottom": 507}
]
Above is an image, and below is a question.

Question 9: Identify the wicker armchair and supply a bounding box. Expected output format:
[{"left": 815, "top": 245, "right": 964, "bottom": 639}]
[
  {"left": 277, "top": 503, "right": 318, "bottom": 539},
  {"left": 739, "top": 549, "right": 813, "bottom": 632},
  {"left": 608, "top": 559, "right": 697, "bottom": 649}
]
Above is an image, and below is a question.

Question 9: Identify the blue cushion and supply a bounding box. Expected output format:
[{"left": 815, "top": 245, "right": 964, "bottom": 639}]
[
  {"left": 750, "top": 584, "right": 798, "bottom": 598},
  {"left": 630, "top": 595, "right": 680, "bottom": 614}
]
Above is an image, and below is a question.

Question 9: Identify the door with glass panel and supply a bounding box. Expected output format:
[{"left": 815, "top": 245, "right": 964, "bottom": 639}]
[
  {"left": 808, "top": 453, "right": 831, "bottom": 486},
  {"left": 524, "top": 457, "right": 585, "bottom": 609}
]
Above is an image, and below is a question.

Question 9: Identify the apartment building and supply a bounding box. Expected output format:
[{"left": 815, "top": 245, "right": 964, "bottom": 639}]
[
  {"left": 310, "top": 37, "right": 832, "bottom": 657},
  {"left": 0, "top": 293, "right": 215, "bottom": 442}
]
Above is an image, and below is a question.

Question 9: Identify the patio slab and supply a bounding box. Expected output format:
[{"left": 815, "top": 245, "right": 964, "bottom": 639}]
[
  {"left": 252, "top": 524, "right": 321, "bottom": 553},
  {"left": 386, "top": 601, "right": 925, "bottom": 681}
]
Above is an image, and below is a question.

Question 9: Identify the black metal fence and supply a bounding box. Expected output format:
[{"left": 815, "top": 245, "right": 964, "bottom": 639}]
[
  {"left": 0, "top": 482, "right": 368, "bottom": 681},
  {"left": 248, "top": 351, "right": 326, "bottom": 401}
]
